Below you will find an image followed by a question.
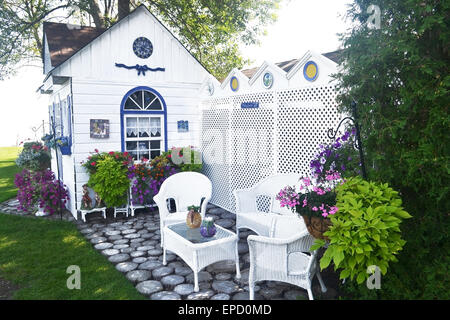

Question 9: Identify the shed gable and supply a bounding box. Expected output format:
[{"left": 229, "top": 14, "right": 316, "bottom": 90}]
[{"left": 47, "top": 6, "right": 211, "bottom": 84}]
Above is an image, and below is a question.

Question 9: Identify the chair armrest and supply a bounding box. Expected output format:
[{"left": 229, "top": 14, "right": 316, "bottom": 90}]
[{"left": 233, "top": 188, "right": 257, "bottom": 213}]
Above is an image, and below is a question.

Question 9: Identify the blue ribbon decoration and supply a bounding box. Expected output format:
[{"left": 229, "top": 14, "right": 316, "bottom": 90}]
[{"left": 115, "top": 63, "right": 165, "bottom": 76}]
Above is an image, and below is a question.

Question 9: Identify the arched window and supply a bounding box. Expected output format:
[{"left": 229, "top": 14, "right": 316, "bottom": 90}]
[{"left": 121, "top": 87, "right": 167, "bottom": 161}]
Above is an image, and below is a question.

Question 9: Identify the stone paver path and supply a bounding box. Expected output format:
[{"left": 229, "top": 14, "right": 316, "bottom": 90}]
[{"left": 73, "top": 204, "right": 339, "bottom": 300}]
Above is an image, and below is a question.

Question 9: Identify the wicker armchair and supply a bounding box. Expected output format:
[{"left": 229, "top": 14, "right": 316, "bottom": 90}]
[
  {"left": 247, "top": 215, "right": 327, "bottom": 300},
  {"left": 233, "top": 173, "right": 302, "bottom": 238},
  {"left": 153, "top": 172, "right": 212, "bottom": 247}
]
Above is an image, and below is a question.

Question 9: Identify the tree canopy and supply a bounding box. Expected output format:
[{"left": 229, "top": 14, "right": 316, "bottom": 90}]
[{"left": 0, "top": 0, "right": 281, "bottom": 80}]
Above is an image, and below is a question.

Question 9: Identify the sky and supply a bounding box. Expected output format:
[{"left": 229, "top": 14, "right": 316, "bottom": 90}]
[{"left": 0, "top": 0, "right": 352, "bottom": 147}]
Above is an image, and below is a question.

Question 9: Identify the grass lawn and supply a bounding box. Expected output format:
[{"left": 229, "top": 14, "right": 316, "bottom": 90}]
[
  {"left": 0, "top": 147, "right": 21, "bottom": 203},
  {"left": 0, "top": 213, "right": 145, "bottom": 299}
]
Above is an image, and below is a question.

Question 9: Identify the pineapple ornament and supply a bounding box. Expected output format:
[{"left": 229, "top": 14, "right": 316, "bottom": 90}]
[{"left": 186, "top": 205, "right": 202, "bottom": 228}]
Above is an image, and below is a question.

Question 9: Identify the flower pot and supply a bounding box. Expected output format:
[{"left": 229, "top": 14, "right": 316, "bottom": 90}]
[
  {"left": 35, "top": 206, "right": 50, "bottom": 217},
  {"left": 59, "top": 145, "right": 71, "bottom": 155},
  {"left": 186, "top": 209, "right": 202, "bottom": 229},
  {"left": 200, "top": 217, "right": 216, "bottom": 237},
  {"left": 301, "top": 215, "right": 332, "bottom": 240}
]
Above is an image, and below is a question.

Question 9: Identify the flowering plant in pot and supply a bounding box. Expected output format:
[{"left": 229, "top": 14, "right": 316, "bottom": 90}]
[
  {"left": 14, "top": 169, "right": 54, "bottom": 212},
  {"left": 128, "top": 159, "right": 154, "bottom": 206},
  {"left": 276, "top": 174, "right": 341, "bottom": 240},
  {"left": 38, "top": 177, "right": 70, "bottom": 216},
  {"left": 16, "top": 141, "right": 51, "bottom": 171},
  {"left": 310, "top": 128, "right": 361, "bottom": 181}
]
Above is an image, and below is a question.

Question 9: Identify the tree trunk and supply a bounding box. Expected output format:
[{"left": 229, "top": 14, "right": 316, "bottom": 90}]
[{"left": 118, "top": 0, "right": 130, "bottom": 20}]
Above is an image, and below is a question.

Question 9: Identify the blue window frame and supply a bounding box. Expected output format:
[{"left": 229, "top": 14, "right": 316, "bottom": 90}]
[{"left": 120, "top": 86, "right": 167, "bottom": 161}]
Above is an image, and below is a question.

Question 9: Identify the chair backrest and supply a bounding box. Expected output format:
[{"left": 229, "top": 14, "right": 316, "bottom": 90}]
[
  {"left": 253, "top": 173, "right": 303, "bottom": 215},
  {"left": 156, "top": 172, "right": 212, "bottom": 212}
]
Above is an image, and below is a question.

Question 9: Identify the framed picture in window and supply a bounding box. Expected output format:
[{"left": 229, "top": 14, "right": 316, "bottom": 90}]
[{"left": 90, "top": 119, "right": 110, "bottom": 139}]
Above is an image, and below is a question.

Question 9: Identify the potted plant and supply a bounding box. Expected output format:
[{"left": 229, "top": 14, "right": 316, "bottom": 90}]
[
  {"left": 42, "top": 134, "right": 71, "bottom": 155},
  {"left": 82, "top": 150, "right": 133, "bottom": 208},
  {"left": 16, "top": 141, "right": 51, "bottom": 171},
  {"left": 128, "top": 160, "right": 155, "bottom": 206},
  {"left": 38, "top": 177, "right": 70, "bottom": 216},
  {"left": 276, "top": 174, "right": 340, "bottom": 240},
  {"left": 311, "top": 176, "right": 411, "bottom": 285}
]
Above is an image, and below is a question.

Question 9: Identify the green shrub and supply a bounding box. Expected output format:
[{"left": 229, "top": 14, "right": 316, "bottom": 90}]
[
  {"left": 312, "top": 177, "right": 411, "bottom": 284},
  {"left": 88, "top": 156, "right": 130, "bottom": 207},
  {"left": 333, "top": 0, "right": 449, "bottom": 299}
]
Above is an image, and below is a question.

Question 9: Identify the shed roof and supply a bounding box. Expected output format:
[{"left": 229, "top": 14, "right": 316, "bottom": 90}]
[
  {"left": 43, "top": 22, "right": 106, "bottom": 67},
  {"left": 240, "top": 50, "right": 342, "bottom": 79}
]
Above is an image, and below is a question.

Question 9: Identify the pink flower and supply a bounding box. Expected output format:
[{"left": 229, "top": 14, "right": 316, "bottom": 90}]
[{"left": 312, "top": 206, "right": 318, "bottom": 211}]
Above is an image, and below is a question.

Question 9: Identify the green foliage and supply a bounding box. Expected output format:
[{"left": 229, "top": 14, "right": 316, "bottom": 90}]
[
  {"left": 0, "top": 1, "right": 281, "bottom": 80},
  {"left": 88, "top": 156, "right": 130, "bottom": 207},
  {"left": 315, "top": 177, "right": 411, "bottom": 285},
  {"left": 333, "top": 0, "right": 449, "bottom": 298},
  {"left": 15, "top": 142, "right": 51, "bottom": 171},
  {"left": 187, "top": 205, "right": 200, "bottom": 212}
]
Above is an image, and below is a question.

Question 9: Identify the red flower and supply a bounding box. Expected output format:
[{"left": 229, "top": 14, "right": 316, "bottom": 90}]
[
  {"left": 115, "top": 154, "right": 120, "bottom": 159},
  {"left": 123, "top": 152, "right": 129, "bottom": 156},
  {"left": 109, "top": 151, "right": 115, "bottom": 155},
  {"left": 91, "top": 162, "right": 96, "bottom": 166},
  {"left": 167, "top": 154, "right": 172, "bottom": 158},
  {"left": 94, "top": 149, "right": 99, "bottom": 153},
  {"left": 123, "top": 161, "right": 128, "bottom": 166}
]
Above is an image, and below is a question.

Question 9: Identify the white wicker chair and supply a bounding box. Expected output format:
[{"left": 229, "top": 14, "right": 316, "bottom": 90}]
[
  {"left": 233, "top": 173, "right": 302, "bottom": 239},
  {"left": 153, "top": 172, "right": 212, "bottom": 247},
  {"left": 247, "top": 215, "right": 327, "bottom": 300}
]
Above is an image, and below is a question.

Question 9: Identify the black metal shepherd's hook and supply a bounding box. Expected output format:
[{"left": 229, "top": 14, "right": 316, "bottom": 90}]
[
  {"left": 327, "top": 101, "right": 368, "bottom": 180},
  {"left": 50, "top": 116, "right": 63, "bottom": 220}
]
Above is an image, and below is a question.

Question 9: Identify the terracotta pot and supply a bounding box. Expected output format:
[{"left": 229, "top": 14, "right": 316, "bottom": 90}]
[
  {"left": 186, "top": 209, "right": 202, "bottom": 229},
  {"left": 301, "top": 215, "right": 332, "bottom": 240}
]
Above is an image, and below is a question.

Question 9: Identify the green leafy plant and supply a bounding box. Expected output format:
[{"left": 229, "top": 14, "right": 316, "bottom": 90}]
[
  {"left": 87, "top": 155, "right": 130, "bottom": 208},
  {"left": 312, "top": 177, "right": 411, "bottom": 284},
  {"left": 333, "top": 0, "right": 449, "bottom": 298},
  {"left": 187, "top": 205, "right": 200, "bottom": 212}
]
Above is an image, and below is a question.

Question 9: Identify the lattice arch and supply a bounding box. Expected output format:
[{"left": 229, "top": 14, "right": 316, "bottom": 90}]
[{"left": 200, "top": 84, "right": 343, "bottom": 213}]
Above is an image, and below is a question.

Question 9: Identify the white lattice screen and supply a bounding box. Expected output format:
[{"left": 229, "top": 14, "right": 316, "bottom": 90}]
[{"left": 200, "top": 85, "right": 342, "bottom": 213}]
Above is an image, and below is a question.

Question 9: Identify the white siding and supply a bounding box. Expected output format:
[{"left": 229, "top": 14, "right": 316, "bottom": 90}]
[{"left": 71, "top": 79, "right": 203, "bottom": 210}]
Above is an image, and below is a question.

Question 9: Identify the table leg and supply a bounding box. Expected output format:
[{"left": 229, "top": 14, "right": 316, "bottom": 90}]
[
  {"left": 235, "top": 241, "right": 241, "bottom": 279},
  {"left": 194, "top": 272, "right": 199, "bottom": 292},
  {"left": 193, "top": 251, "right": 199, "bottom": 292},
  {"left": 162, "top": 247, "right": 167, "bottom": 265}
]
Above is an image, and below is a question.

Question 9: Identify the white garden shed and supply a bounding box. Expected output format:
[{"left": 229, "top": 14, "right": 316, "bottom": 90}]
[
  {"left": 40, "top": 5, "right": 211, "bottom": 218},
  {"left": 39, "top": 4, "right": 342, "bottom": 219}
]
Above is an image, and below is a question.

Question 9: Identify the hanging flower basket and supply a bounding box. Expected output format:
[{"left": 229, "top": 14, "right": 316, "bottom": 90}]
[{"left": 300, "top": 215, "right": 332, "bottom": 240}]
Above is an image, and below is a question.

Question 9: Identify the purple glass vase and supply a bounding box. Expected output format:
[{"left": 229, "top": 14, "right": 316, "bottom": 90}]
[{"left": 200, "top": 218, "right": 216, "bottom": 238}]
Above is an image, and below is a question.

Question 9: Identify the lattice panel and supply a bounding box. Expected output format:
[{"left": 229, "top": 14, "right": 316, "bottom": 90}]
[
  {"left": 228, "top": 108, "right": 275, "bottom": 212},
  {"left": 276, "top": 86, "right": 341, "bottom": 176},
  {"left": 200, "top": 109, "right": 231, "bottom": 210},
  {"left": 200, "top": 85, "right": 342, "bottom": 213}
]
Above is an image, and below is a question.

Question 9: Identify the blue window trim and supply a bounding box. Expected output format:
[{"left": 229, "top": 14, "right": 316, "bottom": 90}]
[
  {"left": 66, "top": 95, "right": 73, "bottom": 148},
  {"left": 120, "top": 86, "right": 168, "bottom": 153}
]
